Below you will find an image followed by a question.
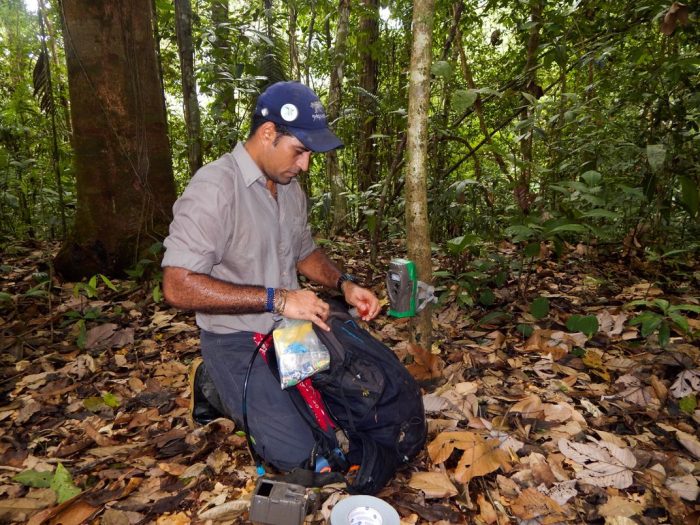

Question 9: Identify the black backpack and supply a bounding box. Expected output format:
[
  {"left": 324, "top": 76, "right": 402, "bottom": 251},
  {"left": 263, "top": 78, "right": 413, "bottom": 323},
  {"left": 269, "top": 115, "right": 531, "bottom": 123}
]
[{"left": 288, "top": 299, "right": 426, "bottom": 494}]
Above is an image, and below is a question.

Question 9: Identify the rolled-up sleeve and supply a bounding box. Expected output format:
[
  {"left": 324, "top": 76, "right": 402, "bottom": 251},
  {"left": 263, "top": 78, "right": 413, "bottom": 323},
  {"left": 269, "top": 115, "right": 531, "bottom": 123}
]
[{"left": 162, "top": 177, "right": 232, "bottom": 274}]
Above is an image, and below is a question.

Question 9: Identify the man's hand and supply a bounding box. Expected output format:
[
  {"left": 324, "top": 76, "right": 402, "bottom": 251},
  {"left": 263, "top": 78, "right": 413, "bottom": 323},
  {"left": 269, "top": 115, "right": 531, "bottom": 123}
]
[
  {"left": 283, "top": 289, "right": 331, "bottom": 331},
  {"left": 342, "top": 283, "right": 380, "bottom": 321}
]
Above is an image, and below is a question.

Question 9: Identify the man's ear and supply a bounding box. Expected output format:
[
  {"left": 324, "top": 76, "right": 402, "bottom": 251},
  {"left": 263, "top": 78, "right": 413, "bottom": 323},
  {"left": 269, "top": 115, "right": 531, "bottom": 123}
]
[{"left": 258, "top": 121, "right": 277, "bottom": 145}]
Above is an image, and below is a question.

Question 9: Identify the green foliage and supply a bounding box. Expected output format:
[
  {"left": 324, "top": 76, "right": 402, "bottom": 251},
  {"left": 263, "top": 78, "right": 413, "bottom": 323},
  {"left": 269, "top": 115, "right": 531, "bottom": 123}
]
[
  {"left": 530, "top": 297, "right": 550, "bottom": 320},
  {"left": 678, "top": 394, "right": 697, "bottom": 415},
  {"left": 626, "top": 299, "right": 699, "bottom": 347},
  {"left": 13, "top": 463, "right": 81, "bottom": 504},
  {"left": 566, "top": 315, "right": 599, "bottom": 337}
]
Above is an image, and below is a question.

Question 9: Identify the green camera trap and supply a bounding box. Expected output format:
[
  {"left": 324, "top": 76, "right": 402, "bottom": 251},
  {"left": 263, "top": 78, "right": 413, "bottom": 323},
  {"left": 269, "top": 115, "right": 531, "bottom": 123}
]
[
  {"left": 249, "top": 477, "right": 316, "bottom": 525},
  {"left": 386, "top": 258, "right": 417, "bottom": 318}
]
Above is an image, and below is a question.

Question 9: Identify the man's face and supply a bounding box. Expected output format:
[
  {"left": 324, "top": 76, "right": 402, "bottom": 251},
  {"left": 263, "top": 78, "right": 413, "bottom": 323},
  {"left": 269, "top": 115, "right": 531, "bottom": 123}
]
[{"left": 262, "top": 133, "right": 312, "bottom": 185}]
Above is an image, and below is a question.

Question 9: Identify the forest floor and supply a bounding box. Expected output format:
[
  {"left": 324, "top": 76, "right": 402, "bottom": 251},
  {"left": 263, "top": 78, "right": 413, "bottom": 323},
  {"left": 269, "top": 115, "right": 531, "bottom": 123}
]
[{"left": 0, "top": 238, "right": 699, "bottom": 525}]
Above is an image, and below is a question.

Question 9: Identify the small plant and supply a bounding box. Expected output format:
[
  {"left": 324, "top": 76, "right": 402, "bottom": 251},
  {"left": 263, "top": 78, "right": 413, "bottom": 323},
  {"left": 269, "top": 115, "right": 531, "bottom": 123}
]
[
  {"left": 125, "top": 241, "right": 164, "bottom": 303},
  {"left": 625, "top": 298, "right": 700, "bottom": 347},
  {"left": 63, "top": 273, "right": 117, "bottom": 348},
  {"left": 13, "top": 463, "right": 81, "bottom": 504}
]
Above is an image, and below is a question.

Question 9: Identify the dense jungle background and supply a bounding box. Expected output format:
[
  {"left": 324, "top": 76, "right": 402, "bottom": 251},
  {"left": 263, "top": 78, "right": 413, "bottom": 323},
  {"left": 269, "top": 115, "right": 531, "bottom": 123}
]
[{"left": 1, "top": 0, "right": 699, "bottom": 523}]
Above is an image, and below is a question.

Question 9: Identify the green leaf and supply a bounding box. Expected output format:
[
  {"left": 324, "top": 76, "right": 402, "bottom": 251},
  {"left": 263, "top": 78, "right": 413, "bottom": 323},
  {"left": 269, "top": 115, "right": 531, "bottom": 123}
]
[
  {"left": 566, "top": 315, "right": 599, "bottom": 336},
  {"left": 581, "top": 209, "right": 619, "bottom": 219},
  {"left": 431, "top": 60, "right": 452, "bottom": 78},
  {"left": 679, "top": 394, "right": 697, "bottom": 415},
  {"left": 505, "top": 225, "right": 535, "bottom": 242},
  {"left": 639, "top": 315, "right": 663, "bottom": 338},
  {"left": 13, "top": 469, "right": 53, "bottom": 488},
  {"left": 679, "top": 175, "right": 699, "bottom": 216},
  {"left": 516, "top": 323, "right": 534, "bottom": 337},
  {"left": 102, "top": 392, "right": 120, "bottom": 409},
  {"left": 524, "top": 242, "right": 540, "bottom": 258},
  {"left": 0, "top": 291, "right": 12, "bottom": 303},
  {"left": 658, "top": 321, "right": 670, "bottom": 347},
  {"left": 668, "top": 313, "right": 689, "bottom": 333},
  {"left": 581, "top": 170, "right": 602, "bottom": 186},
  {"left": 99, "top": 274, "right": 118, "bottom": 292},
  {"left": 646, "top": 144, "right": 666, "bottom": 173},
  {"left": 452, "top": 89, "right": 478, "bottom": 112},
  {"left": 152, "top": 283, "right": 162, "bottom": 303},
  {"left": 477, "top": 310, "right": 509, "bottom": 327},
  {"left": 51, "top": 463, "right": 81, "bottom": 504},
  {"left": 83, "top": 396, "right": 106, "bottom": 412},
  {"left": 546, "top": 223, "right": 588, "bottom": 235},
  {"left": 652, "top": 299, "right": 670, "bottom": 313},
  {"left": 669, "top": 304, "right": 700, "bottom": 314},
  {"left": 478, "top": 289, "right": 495, "bottom": 306},
  {"left": 530, "top": 297, "right": 550, "bottom": 320}
]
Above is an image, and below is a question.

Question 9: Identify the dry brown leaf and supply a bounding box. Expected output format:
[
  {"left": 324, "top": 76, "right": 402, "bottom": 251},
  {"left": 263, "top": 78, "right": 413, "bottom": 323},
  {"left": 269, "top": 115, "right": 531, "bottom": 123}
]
[
  {"left": 454, "top": 437, "right": 512, "bottom": 483},
  {"left": 665, "top": 475, "right": 699, "bottom": 501},
  {"left": 528, "top": 452, "right": 557, "bottom": 486},
  {"left": 598, "top": 495, "right": 643, "bottom": 518},
  {"left": 198, "top": 499, "right": 249, "bottom": 520},
  {"left": 158, "top": 462, "right": 187, "bottom": 476},
  {"left": 476, "top": 493, "right": 498, "bottom": 524},
  {"left": 510, "top": 487, "right": 568, "bottom": 524},
  {"left": 408, "top": 471, "right": 458, "bottom": 499},
  {"left": 427, "top": 431, "right": 480, "bottom": 464},
  {"left": 27, "top": 498, "right": 99, "bottom": 525},
  {"left": 675, "top": 430, "right": 700, "bottom": 459},
  {"left": 405, "top": 343, "right": 444, "bottom": 380},
  {"left": 670, "top": 369, "right": 700, "bottom": 398},
  {"left": 558, "top": 437, "right": 636, "bottom": 489},
  {"left": 510, "top": 394, "right": 544, "bottom": 419},
  {"left": 156, "top": 512, "right": 190, "bottom": 525}
]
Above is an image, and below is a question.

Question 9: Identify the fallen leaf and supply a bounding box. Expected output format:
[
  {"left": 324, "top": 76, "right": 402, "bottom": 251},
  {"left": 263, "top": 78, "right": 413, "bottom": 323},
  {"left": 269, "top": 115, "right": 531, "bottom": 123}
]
[
  {"left": 408, "top": 471, "right": 458, "bottom": 499},
  {"left": 476, "top": 493, "right": 498, "bottom": 524},
  {"left": 509, "top": 394, "right": 544, "bottom": 419},
  {"left": 670, "top": 369, "right": 700, "bottom": 398},
  {"left": 510, "top": 487, "right": 568, "bottom": 524},
  {"left": 598, "top": 495, "right": 643, "bottom": 518},
  {"left": 665, "top": 475, "right": 699, "bottom": 501},
  {"left": 558, "top": 437, "right": 636, "bottom": 489},
  {"left": 198, "top": 499, "right": 249, "bottom": 520}
]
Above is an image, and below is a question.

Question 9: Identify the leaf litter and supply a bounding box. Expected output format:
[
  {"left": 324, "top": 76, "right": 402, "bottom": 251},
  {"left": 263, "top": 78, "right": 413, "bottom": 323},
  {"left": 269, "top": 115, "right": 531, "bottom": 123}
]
[{"left": 0, "top": 239, "right": 698, "bottom": 524}]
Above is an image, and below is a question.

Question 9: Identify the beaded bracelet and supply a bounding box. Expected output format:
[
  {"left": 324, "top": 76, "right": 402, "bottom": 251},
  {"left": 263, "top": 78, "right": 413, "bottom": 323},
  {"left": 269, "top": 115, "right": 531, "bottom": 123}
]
[
  {"left": 273, "top": 288, "right": 288, "bottom": 315},
  {"left": 265, "top": 287, "right": 275, "bottom": 313}
]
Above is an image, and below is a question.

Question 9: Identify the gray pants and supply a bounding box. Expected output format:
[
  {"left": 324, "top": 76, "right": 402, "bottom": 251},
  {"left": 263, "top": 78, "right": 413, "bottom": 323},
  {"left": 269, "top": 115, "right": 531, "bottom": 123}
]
[{"left": 200, "top": 330, "right": 317, "bottom": 471}]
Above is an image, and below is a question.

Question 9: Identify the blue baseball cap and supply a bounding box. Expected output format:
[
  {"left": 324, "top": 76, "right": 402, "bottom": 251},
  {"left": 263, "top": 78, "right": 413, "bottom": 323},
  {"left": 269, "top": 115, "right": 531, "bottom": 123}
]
[{"left": 255, "top": 81, "right": 343, "bottom": 152}]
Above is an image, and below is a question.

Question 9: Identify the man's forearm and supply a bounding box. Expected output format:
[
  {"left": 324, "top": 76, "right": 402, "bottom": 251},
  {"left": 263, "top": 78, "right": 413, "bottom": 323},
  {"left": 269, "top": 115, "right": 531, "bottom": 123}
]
[
  {"left": 162, "top": 266, "right": 268, "bottom": 314},
  {"left": 296, "top": 249, "right": 343, "bottom": 290}
]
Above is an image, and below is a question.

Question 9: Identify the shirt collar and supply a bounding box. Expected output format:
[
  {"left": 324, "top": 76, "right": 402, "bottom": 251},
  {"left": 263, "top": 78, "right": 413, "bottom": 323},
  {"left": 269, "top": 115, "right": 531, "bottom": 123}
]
[{"left": 233, "top": 142, "right": 265, "bottom": 188}]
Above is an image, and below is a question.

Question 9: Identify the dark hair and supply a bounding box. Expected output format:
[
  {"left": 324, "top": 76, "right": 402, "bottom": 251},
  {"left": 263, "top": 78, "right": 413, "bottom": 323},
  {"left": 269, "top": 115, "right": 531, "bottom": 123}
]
[{"left": 248, "top": 114, "right": 294, "bottom": 144}]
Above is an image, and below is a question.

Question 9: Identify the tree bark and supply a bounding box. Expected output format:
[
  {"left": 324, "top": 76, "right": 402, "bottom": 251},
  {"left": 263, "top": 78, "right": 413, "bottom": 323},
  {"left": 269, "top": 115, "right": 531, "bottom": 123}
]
[
  {"left": 518, "top": 0, "right": 543, "bottom": 202},
  {"left": 174, "top": 0, "right": 203, "bottom": 177},
  {"left": 406, "top": 0, "right": 435, "bottom": 347},
  {"left": 55, "top": 0, "right": 176, "bottom": 280},
  {"left": 356, "top": 0, "right": 379, "bottom": 193},
  {"left": 327, "top": 0, "right": 350, "bottom": 235}
]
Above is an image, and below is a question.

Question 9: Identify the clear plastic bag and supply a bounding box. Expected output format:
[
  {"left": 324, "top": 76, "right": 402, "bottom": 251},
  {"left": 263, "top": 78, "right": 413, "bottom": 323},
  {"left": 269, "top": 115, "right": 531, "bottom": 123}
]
[{"left": 273, "top": 319, "right": 330, "bottom": 389}]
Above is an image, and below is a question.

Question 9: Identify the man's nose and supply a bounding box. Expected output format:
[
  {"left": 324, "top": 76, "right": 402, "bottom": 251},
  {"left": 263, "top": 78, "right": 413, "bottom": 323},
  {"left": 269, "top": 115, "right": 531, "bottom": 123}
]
[{"left": 297, "top": 151, "right": 311, "bottom": 172}]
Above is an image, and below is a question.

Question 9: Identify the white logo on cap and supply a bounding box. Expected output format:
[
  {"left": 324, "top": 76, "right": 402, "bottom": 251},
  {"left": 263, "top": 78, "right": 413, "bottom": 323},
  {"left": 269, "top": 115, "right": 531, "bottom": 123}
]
[
  {"left": 280, "top": 103, "right": 299, "bottom": 122},
  {"left": 261, "top": 108, "right": 269, "bottom": 116},
  {"left": 310, "top": 100, "right": 326, "bottom": 122}
]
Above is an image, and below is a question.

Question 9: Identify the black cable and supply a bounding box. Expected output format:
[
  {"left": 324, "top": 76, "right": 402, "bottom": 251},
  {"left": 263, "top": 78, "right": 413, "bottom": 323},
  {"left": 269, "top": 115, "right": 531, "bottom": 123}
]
[{"left": 242, "top": 332, "right": 273, "bottom": 476}]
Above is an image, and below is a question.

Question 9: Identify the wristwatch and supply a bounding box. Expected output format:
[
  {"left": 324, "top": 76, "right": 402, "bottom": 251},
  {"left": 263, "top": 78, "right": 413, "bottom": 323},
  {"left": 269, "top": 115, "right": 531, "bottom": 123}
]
[{"left": 336, "top": 273, "right": 358, "bottom": 292}]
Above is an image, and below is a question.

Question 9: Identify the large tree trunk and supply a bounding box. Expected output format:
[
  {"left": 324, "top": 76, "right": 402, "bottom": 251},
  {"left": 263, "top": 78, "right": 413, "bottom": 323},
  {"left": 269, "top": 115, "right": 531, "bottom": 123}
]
[
  {"left": 174, "top": 0, "right": 203, "bottom": 176},
  {"left": 406, "top": 0, "right": 435, "bottom": 347},
  {"left": 55, "top": 0, "right": 176, "bottom": 280},
  {"left": 356, "top": 0, "right": 379, "bottom": 193},
  {"left": 327, "top": 0, "right": 350, "bottom": 235}
]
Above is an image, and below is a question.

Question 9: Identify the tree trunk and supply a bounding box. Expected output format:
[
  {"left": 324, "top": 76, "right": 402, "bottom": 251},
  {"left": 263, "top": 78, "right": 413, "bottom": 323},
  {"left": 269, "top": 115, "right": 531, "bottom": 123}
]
[
  {"left": 356, "top": 0, "right": 379, "bottom": 193},
  {"left": 55, "top": 0, "right": 177, "bottom": 280},
  {"left": 288, "top": 4, "right": 300, "bottom": 81},
  {"left": 174, "top": 0, "right": 203, "bottom": 176},
  {"left": 327, "top": 0, "right": 350, "bottom": 235},
  {"left": 406, "top": 0, "right": 435, "bottom": 347},
  {"left": 518, "top": 0, "right": 543, "bottom": 204}
]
